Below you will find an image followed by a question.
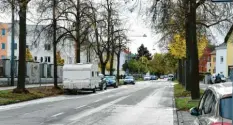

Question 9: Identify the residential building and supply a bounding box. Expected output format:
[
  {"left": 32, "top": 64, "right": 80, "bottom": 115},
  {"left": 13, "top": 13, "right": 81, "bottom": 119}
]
[
  {"left": 4, "top": 21, "right": 93, "bottom": 64},
  {"left": 0, "top": 23, "right": 8, "bottom": 59},
  {"left": 199, "top": 48, "right": 211, "bottom": 73},
  {"left": 210, "top": 50, "right": 216, "bottom": 74},
  {"left": 215, "top": 43, "right": 227, "bottom": 76},
  {"left": 225, "top": 25, "right": 233, "bottom": 77}
]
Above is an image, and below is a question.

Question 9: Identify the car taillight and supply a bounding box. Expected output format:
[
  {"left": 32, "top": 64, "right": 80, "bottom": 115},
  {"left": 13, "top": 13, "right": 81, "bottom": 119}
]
[{"left": 210, "top": 122, "right": 231, "bottom": 125}]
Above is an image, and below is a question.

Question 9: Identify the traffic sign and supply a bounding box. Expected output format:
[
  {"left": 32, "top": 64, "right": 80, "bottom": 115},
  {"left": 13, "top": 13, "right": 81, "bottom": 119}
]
[{"left": 211, "top": 0, "right": 233, "bottom": 2}]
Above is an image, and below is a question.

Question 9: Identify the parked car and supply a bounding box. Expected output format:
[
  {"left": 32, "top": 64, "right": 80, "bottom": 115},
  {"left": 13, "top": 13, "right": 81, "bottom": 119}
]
[
  {"left": 123, "top": 76, "right": 135, "bottom": 85},
  {"left": 168, "top": 74, "right": 174, "bottom": 81},
  {"left": 190, "top": 82, "right": 232, "bottom": 125},
  {"left": 143, "top": 75, "right": 151, "bottom": 80},
  {"left": 211, "top": 74, "right": 225, "bottom": 84},
  {"left": 104, "top": 76, "right": 117, "bottom": 88},
  {"left": 160, "top": 75, "right": 164, "bottom": 79},
  {"left": 98, "top": 77, "right": 107, "bottom": 90},
  {"left": 150, "top": 75, "right": 158, "bottom": 80}
]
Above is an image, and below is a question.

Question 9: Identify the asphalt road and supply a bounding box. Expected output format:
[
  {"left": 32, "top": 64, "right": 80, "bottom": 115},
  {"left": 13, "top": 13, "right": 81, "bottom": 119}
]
[{"left": 0, "top": 80, "right": 175, "bottom": 125}]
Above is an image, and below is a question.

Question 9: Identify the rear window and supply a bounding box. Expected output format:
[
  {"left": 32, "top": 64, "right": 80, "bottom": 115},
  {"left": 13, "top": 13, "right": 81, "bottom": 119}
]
[{"left": 220, "top": 97, "right": 232, "bottom": 120}]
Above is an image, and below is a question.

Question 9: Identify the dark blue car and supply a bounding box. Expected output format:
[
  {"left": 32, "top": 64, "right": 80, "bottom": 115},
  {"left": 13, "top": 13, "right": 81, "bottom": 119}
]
[{"left": 104, "top": 76, "right": 117, "bottom": 88}]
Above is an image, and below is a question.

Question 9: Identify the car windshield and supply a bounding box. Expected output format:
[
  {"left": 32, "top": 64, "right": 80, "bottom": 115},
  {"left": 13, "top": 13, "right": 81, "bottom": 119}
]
[
  {"left": 220, "top": 97, "right": 232, "bottom": 120},
  {"left": 125, "top": 76, "right": 133, "bottom": 79},
  {"left": 105, "top": 76, "right": 115, "bottom": 80}
]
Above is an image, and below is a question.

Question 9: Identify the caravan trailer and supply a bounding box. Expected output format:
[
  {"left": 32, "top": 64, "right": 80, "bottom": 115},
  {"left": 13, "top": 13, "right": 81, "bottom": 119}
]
[{"left": 63, "top": 63, "right": 100, "bottom": 93}]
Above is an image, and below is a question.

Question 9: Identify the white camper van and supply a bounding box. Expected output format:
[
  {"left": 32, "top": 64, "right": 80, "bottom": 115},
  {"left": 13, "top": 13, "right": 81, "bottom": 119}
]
[{"left": 63, "top": 63, "right": 100, "bottom": 93}]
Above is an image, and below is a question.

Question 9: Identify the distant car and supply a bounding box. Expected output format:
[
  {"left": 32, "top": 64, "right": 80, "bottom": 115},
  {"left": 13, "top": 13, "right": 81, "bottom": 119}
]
[
  {"left": 190, "top": 82, "right": 232, "bottom": 125},
  {"left": 143, "top": 75, "right": 151, "bottom": 80},
  {"left": 160, "top": 75, "right": 164, "bottom": 79},
  {"left": 168, "top": 74, "right": 174, "bottom": 81},
  {"left": 123, "top": 76, "right": 135, "bottom": 85},
  {"left": 211, "top": 74, "right": 225, "bottom": 84},
  {"left": 150, "top": 75, "right": 158, "bottom": 80},
  {"left": 104, "top": 76, "right": 117, "bottom": 88}
]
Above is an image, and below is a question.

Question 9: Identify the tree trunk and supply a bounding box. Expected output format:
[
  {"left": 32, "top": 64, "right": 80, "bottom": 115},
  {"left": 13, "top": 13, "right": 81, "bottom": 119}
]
[
  {"left": 178, "top": 59, "right": 182, "bottom": 84},
  {"left": 184, "top": 0, "right": 192, "bottom": 91},
  {"left": 101, "top": 63, "right": 106, "bottom": 75},
  {"left": 75, "top": 0, "right": 81, "bottom": 63},
  {"left": 52, "top": 0, "right": 58, "bottom": 89},
  {"left": 14, "top": 1, "right": 28, "bottom": 93},
  {"left": 116, "top": 52, "right": 120, "bottom": 84},
  {"left": 190, "top": 0, "right": 200, "bottom": 99},
  {"left": 110, "top": 50, "right": 114, "bottom": 75}
]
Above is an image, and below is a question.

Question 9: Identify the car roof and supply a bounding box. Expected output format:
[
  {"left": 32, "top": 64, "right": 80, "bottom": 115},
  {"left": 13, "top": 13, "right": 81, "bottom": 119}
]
[{"left": 208, "top": 82, "right": 232, "bottom": 98}]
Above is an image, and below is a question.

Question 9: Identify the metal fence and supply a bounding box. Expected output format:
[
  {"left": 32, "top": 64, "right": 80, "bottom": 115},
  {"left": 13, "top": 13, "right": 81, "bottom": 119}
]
[{"left": 0, "top": 59, "right": 63, "bottom": 86}]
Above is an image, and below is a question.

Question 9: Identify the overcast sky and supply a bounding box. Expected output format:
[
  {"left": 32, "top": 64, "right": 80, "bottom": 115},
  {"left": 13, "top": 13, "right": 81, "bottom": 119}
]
[{"left": 0, "top": 0, "right": 225, "bottom": 54}]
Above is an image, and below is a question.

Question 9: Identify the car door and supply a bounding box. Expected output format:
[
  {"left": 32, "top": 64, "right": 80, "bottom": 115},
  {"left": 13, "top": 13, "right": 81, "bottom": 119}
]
[{"left": 197, "top": 90, "right": 217, "bottom": 125}]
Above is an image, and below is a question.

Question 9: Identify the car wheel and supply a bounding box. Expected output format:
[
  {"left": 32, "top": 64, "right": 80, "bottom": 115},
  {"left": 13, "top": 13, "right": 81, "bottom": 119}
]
[
  {"left": 100, "top": 84, "right": 104, "bottom": 91},
  {"left": 104, "top": 84, "right": 107, "bottom": 90},
  {"left": 124, "top": 82, "right": 127, "bottom": 85},
  {"left": 93, "top": 88, "right": 96, "bottom": 93},
  {"left": 114, "top": 83, "right": 117, "bottom": 88}
]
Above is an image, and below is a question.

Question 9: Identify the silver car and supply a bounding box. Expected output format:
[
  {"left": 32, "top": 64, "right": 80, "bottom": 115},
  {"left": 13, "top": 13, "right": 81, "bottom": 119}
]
[{"left": 190, "top": 82, "right": 232, "bottom": 125}]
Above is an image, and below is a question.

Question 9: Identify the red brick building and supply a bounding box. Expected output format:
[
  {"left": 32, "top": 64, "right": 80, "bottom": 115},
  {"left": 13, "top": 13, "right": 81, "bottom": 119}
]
[{"left": 199, "top": 48, "right": 212, "bottom": 73}]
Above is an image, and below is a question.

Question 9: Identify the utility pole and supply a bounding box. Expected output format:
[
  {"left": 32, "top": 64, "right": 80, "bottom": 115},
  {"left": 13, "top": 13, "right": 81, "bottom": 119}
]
[{"left": 10, "top": 0, "right": 15, "bottom": 86}]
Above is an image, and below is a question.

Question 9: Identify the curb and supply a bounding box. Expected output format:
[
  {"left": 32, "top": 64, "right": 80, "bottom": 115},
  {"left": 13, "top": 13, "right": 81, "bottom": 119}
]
[{"left": 172, "top": 97, "right": 179, "bottom": 125}]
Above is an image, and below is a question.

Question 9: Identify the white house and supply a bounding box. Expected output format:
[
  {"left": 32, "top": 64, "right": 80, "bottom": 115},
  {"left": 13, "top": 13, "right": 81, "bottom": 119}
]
[
  {"left": 216, "top": 43, "right": 227, "bottom": 76},
  {"left": 6, "top": 21, "right": 92, "bottom": 64}
]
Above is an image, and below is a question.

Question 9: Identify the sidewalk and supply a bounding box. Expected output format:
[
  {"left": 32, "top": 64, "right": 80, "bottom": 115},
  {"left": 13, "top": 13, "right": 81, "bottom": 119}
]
[
  {"left": 0, "top": 83, "right": 62, "bottom": 91},
  {"left": 177, "top": 111, "right": 196, "bottom": 125}
]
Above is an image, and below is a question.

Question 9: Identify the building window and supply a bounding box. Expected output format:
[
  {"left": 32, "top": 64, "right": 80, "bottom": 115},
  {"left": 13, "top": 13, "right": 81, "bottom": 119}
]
[
  {"left": 34, "top": 43, "right": 38, "bottom": 48},
  {"left": 40, "top": 57, "right": 43, "bottom": 62},
  {"left": 1, "top": 43, "right": 5, "bottom": 49},
  {"left": 1, "top": 29, "right": 5, "bottom": 36},
  {"left": 220, "top": 56, "right": 224, "bottom": 64},
  {"left": 26, "top": 45, "right": 29, "bottom": 48},
  {"left": 48, "top": 57, "right": 51, "bottom": 63},
  {"left": 213, "top": 57, "right": 216, "bottom": 62},
  {"left": 14, "top": 43, "right": 17, "bottom": 49},
  {"left": 44, "top": 44, "right": 51, "bottom": 50},
  {"left": 34, "top": 56, "right": 37, "bottom": 61},
  {"left": 44, "top": 56, "right": 51, "bottom": 63},
  {"left": 92, "top": 71, "right": 94, "bottom": 77},
  {"left": 1, "top": 55, "right": 5, "bottom": 59}
]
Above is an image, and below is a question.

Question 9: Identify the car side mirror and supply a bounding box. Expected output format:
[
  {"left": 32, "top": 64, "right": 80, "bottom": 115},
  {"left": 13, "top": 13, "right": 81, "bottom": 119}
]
[{"left": 190, "top": 107, "right": 200, "bottom": 116}]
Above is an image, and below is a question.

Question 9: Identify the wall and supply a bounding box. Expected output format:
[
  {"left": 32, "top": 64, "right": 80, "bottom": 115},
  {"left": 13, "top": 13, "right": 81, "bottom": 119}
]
[
  {"left": 210, "top": 54, "right": 216, "bottom": 74},
  {"left": 0, "top": 23, "right": 8, "bottom": 59},
  {"left": 227, "top": 33, "right": 233, "bottom": 76},
  {"left": 0, "top": 59, "right": 63, "bottom": 86},
  {"left": 216, "top": 48, "right": 227, "bottom": 76}
]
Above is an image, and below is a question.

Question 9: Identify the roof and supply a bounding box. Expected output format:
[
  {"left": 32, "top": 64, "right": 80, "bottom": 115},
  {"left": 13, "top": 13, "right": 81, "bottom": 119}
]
[
  {"left": 225, "top": 25, "right": 233, "bottom": 43},
  {"left": 63, "top": 64, "right": 94, "bottom": 71},
  {"left": 215, "top": 42, "right": 227, "bottom": 50},
  {"left": 209, "top": 82, "right": 232, "bottom": 98},
  {"left": 210, "top": 50, "right": 216, "bottom": 55}
]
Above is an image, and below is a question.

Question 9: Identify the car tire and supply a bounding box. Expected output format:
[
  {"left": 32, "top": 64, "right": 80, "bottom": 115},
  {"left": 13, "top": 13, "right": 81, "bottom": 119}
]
[
  {"left": 100, "top": 85, "right": 104, "bottom": 91},
  {"left": 114, "top": 83, "right": 117, "bottom": 88},
  {"left": 93, "top": 88, "right": 96, "bottom": 93}
]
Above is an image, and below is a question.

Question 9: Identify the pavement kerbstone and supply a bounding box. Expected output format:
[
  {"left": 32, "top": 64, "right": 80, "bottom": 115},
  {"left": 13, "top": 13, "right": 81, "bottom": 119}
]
[{"left": 177, "top": 111, "right": 196, "bottom": 125}]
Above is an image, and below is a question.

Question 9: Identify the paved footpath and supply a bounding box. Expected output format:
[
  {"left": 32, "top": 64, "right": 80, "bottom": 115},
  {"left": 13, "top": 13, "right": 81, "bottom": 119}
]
[{"left": 0, "top": 83, "right": 61, "bottom": 91}]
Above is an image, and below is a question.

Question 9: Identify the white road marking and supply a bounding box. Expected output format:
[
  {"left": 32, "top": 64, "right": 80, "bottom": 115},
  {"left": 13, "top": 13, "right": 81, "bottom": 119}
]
[
  {"left": 75, "top": 105, "right": 86, "bottom": 110},
  {"left": 51, "top": 112, "right": 64, "bottom": 117},
  {"left": 94, "top": 99, "right": 102, "bottom": 103},
  {"left": 67, "top": 95, "right": 130, "bottom": 125}
]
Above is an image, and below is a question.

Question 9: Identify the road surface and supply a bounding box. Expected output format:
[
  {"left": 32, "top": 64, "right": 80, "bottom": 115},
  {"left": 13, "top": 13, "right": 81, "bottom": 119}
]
[{"left": 0, "top": 80, "right": 175, "bottom": 125}]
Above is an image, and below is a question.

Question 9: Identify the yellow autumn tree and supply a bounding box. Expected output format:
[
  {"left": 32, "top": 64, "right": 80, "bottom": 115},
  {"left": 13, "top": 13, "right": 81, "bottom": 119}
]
[
  {"left": 169, "top": 34, "right": 208, "bottom": 59},
  {"left": 56, "top": 51, "right": 64, "bottom": 65},
  {"left": 26, "top": 48, "right": 33, "bottom": 62}
]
